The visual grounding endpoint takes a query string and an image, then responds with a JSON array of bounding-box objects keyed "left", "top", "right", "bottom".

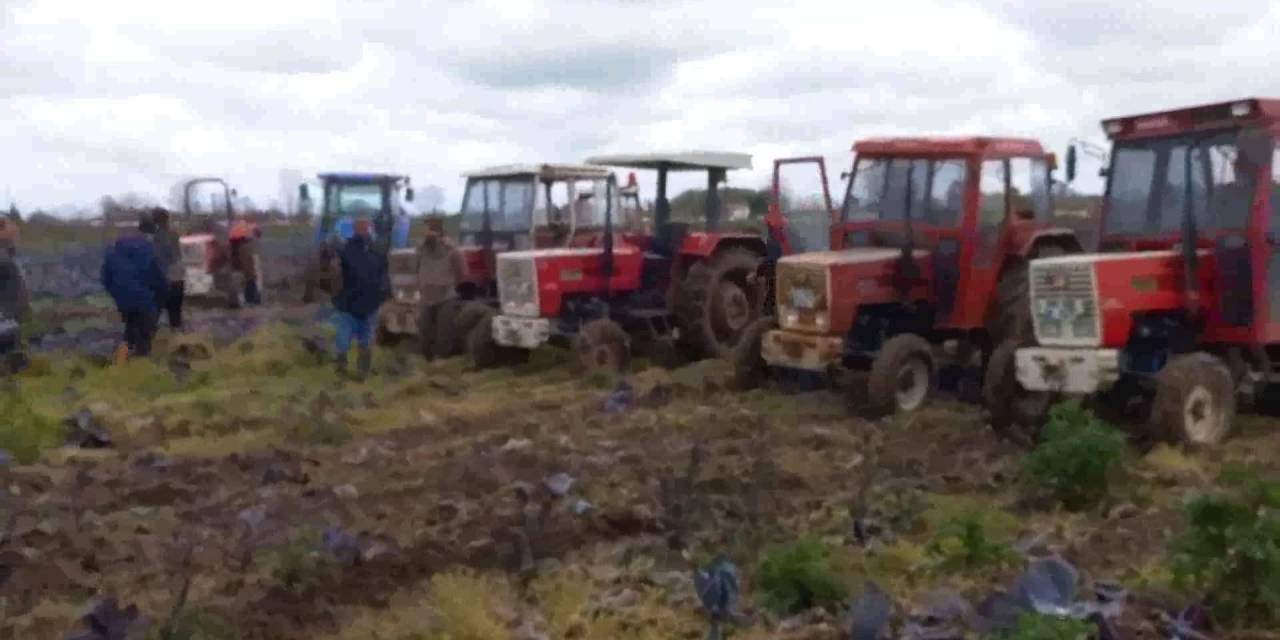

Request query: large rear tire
[
  {"left": 1149, "top": 353, "right": 1235, "bottom": 446},
  {"left": 674, "top": 247, "right": 764, "bottom": 360},
  {"left": 984, "top": 339, "right": 1052, "bottom": 446},
  {"left": 571, "top": 319, "right": 630, "bottom": 378},
  {"left": 866, "top": 334, "right": 935, "bottom": 416},
  {"left": 425, "top": 299, "right": 464, "bottom": 358},
  {"left": 730, "top": 317, "right": 774, "bottom": 391},
  {"left": 989, "top": 246, "right": 1065, "bottom": 346}
]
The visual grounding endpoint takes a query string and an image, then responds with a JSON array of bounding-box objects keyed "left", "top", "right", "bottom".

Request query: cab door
[
  {"left": 1261, "top": 143, "right": 1280, "bottom": 342},
  {"left": 769, "top": 157, "right": 836, "bottom": 259}
]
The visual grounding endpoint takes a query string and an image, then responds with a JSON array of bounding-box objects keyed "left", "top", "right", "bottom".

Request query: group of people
[
  {"left": 100, "top": 208, "right": 187, "bottom": 358},
  {"left": 328, "top": 215, "right": 463, "bottom": 380}
]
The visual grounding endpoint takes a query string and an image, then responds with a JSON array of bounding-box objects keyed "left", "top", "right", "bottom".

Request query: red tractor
[
  {"left": 473, "top": 152, "right": 782, "bottom": 373},
  {"left": 177, "top": 177, "right": 262, "bottom": 308},
  {"left": 986, "top": 98, "right": 1280, "bottom": 447},
  {"left": 736, "top": 137, "right": 1082, "bottom": 416}
]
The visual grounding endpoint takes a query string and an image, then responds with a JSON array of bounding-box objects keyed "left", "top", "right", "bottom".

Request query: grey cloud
[{"left": 442, "top": 42, "right": 686, "bottom": 91}]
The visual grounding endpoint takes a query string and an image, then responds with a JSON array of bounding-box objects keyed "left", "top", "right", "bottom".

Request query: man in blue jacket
[
  {"left": 332, "top": 217, "right": 390, "bottom": 379},
  {"left": 101, "top": 218, "right": 167, "bottom": 358}
]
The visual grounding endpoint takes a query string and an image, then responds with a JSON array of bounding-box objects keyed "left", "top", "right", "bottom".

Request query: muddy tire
[
  {"left": 466, "top": 310, "right": 530, "bottom": 369},
  {"left": 730, "top": 317, "right": 774, "bottom": 390},
  {"left": 866, "top": 333, "right": 935, "bottom": 416},
  {"left": 425, "top": 299, "right": 464, "bottom": 358},
  {"left": 571, "top": 319, "right": 630, "bottom": 377},
  {"left": 990, "top": 246, "right": 1065, "bottom": 345},
  {"left": 1149, "top": 353, "right": 1235, "bottom": 446},
  {"left": 984, "top": 339, "right": 1052, "bottom": 446},
  {"left": 454, "top": 301, "right": 492, "bottom": 340},
  {"left": 674, "top": 247, "right": 763, "bottom": 360}
]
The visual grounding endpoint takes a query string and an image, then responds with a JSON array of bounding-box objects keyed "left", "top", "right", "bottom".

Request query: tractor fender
[
  {"left": 1013, "top": 227, "right": 1082, "bottom": 259},
  {"left": 676, "top": 231, "right": 765, "bottom": 259}
]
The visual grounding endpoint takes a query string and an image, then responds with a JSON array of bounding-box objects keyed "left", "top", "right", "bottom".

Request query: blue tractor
[{"left": 300, "top": 172, "right": 413, "bottom": 303}]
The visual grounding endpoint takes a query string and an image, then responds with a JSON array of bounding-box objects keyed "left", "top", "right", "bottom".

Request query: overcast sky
[{"left": 1, "top": 0, "right": 1276, "bottom": 216}]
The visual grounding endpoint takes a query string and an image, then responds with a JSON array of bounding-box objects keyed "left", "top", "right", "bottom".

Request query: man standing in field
[
  {"left": 332, "top": 217, "right": 389, "bottom": 379},
  {"left": 415, "top": 216, "right": 465, "bottom": 359},
  {"left": 150, "top": 208, "right": 185, "bottom": 331},
  {"left": 101, "top": 217, "right": 167, "bottom": 359}
]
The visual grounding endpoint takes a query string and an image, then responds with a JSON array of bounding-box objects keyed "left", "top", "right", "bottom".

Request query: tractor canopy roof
[
  {"left": 317, "top": 172, "right": 407, "bottom": 184},
  {"left": 585, "top": 151, "right": 752, "bottom": 171},
  {"left": 853, "top": 136, "right": 1045, "bottom": 157},
  {"left": 462, "top": 164, "right": 611, "bottom": 181},
  {"left": 1101, "top": 97, "right": 1280, "bottom": 141}
]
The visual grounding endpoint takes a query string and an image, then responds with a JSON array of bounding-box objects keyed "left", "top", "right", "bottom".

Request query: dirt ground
[{"left": 1, "top": 301, "right": 1278, "bottom": 639}]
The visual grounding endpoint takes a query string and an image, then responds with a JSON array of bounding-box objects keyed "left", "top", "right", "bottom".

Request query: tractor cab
[
  {"left": 747, "top": 137, "right": 1079, "bottom": 415},
  {"left": 456, "top": 164, "right": 616, "bottom": 294},
  {"left": 991, "top": 98, "right": 1280, "bottom": 446}
]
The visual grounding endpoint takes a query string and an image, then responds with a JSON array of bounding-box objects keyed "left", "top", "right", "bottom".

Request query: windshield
[
  {"left": 840, "top": 157, "right": 966, "bottom": 227},
  {"left": 461, "top": 177, "right": 536, "bottom": 232},
  {"left": 1104, "top": 130, "right": 1262, "bottom": 235},
  {"left": 324, "top": 182, "right": 387, "bottom": 218}
]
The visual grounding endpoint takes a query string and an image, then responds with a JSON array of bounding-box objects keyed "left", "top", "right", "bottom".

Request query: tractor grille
[
  {"left": 180, "top": 242, "right": 206, "bottom": 267},
  {"left": 776, "top": 261, "right": 830, "bottom": 333},
  {"left": 498, "top": 255, "right": 539, "bottom": 317},
  {"left": 1030, "top": 260, "right": 1099, "bottom": 346}
]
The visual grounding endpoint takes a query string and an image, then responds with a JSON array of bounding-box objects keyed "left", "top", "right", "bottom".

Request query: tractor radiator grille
[
  {"left": 776, "top": 261, "right": 830, "bottom": 333},
  {"left": 498, "top": 255, "right": 539, "bottom": 317},
  {"left": 1030, "top": 261, "right": 1099, "bottom": 346}
]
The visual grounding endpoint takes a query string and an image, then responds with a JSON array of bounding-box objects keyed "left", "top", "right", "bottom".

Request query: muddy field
[{"left": 0, "top": 298, "right": 1278, "bottom": 639}]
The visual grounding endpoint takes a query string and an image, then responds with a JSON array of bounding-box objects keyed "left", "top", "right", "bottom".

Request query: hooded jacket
[
  {"left": 101, "top": 234, "right": 167, "bottom": 313},
  {"left": 333, "top": 235, "right": 390, "bottom": 316}
]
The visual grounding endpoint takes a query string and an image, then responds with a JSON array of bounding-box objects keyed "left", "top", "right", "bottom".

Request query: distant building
[{"left": 727, "top": 203, "right": 750, "bottom": 221}]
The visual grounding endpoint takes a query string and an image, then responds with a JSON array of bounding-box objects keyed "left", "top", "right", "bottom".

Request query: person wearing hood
[
  {"left": 332, "top": 217, "right": 389, "bottom": 378},
  {"left": 101, "top": 217, "right": 167, "bottom": 358}
]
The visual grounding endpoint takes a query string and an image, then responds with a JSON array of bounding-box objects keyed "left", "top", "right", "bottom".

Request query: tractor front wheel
[
  {"left": 1149, "top": 353, "right": 1235, "bottom": 446},
  {"left": 866, "top": 334, "right": 935, "bottom": 416},
  {"left": 466, "top": 309, "right": 530, "bottom": 369},
  {"left": 983, "top": 339, "right": 1052, "bottom": 446},
  {"left": 675, "top": 247, "right": 763, "bottom": 359},
  {"left": 424, "top": 299, "right": 464, "bottom": 359},
  {"left": 730, "top": 317, "right": 774, "bottom": 391},
  {"left": 571, "top": 319, "right": 630, "bottom": 378}
]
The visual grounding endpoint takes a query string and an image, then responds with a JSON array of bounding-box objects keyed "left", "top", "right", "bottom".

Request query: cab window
[{"left": 979, "top": 159, "right": 1006, "bottom": 229}]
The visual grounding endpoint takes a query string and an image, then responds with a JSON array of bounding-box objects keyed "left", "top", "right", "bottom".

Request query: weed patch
[
  {"left": 1020, "top": 402, "right": 1126, "bottom": 510},
  {"left": 984, "top": 614, "right": 1092, "bottom": 640},
  {"left": 755, "top": 538, "right": 849, "bottom": 615},
  {"left": 925, "top": 510, "right": 1016, "bottom": 574},
  {"left": 0, "top": 388, "right": 59, "bottom": 463},
  {"left": 1170, "top": 465, "right": 1280, "bottom": 626}
]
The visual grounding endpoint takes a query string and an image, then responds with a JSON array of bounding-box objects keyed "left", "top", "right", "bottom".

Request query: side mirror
[
  {"left": 1065, "top": 145, "right": 1078, "bottom": 183},
  {"left": 405, "top": 187, "right": 415, "bottom": 202},
  {"left": 299, "top": 184, "right": 310, "bottom": 200},
  {"left": 840, "top": 171, "right": 851, "bottom": 181}
]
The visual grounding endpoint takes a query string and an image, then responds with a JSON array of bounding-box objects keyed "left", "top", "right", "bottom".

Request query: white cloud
[{"left": 2, "top": 0, "right": 1278, "bottom": 215}]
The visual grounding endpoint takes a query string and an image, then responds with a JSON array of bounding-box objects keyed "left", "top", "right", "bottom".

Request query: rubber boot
[
  {"left": 356, "top": 346, "right": 372, "bottom": 381},
  {"left": 335, "top": 351, "right": 348, "bottom": 378}
]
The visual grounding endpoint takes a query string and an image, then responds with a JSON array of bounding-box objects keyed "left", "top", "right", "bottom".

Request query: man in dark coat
[
  {"left": 101, "top": 218, "right": 167, "bottom": 358},
  {"left": 332, "top": 217, "right": 389, "bottom": 378}
]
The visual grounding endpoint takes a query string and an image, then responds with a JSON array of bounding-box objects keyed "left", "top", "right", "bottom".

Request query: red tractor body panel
[
  {"left": 677, "top": 231, "right": 763, "bottom": 257},
  {"left": 776, "top": 248, "right": 933, "bottom": 336},
  {"left": 509, "top": 244, "right": 645, "bottom": 317}
]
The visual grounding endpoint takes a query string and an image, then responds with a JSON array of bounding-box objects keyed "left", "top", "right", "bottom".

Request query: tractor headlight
[{"left": 784, "top": 310, "right": 799, "bottom": 328}]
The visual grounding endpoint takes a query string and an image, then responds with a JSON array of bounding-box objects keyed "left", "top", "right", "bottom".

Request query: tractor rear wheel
[
  {"left": 730, "top": 317, "right": 774, "bottom": 390},
  {"left": 866, "top": 333, "right": 935, "bottom": 416},
  {"left": 984, "top": 339, "right": 1052, "bottom": 446},
  {"left": 425, "top": 299, "right": 464, "bottom": 359},
  {"left": 571, "top": 319, "right": 630, "bottom": 378},
  {"left": 1149, "top": 353, "right": 1235, "bottom": 446},
  {"left": 675, "top": 247, "right": 763, "bottom": 360},
  {"left": 990, "top": 246, "right": 1065, "bottom": 345},
  {"left": 466, "top": 309, "right": 530, "bottom": 369}
]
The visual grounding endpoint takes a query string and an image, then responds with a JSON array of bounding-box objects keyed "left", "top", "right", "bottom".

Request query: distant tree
[{"left": 6, "top": 202, "right": 19, "bottom": 223}]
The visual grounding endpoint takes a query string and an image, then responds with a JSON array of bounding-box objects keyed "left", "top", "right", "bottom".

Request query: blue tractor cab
[{"left": 300, "top": 172, "right": 414, "bottom": 302}]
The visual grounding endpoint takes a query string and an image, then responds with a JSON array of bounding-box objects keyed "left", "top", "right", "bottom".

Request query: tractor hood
[
  {"left": 496, "top": 245, "right": 644, "bottom": 318},
  {"left": 1028, "top": 250, "right": 1217, "bottom": 348},
  {"left": 776, "top": 247, "right": 931, "bottom": 335}
]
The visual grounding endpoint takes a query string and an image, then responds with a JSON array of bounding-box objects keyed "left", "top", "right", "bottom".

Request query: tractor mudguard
[
  {"left": 676, "top": 231, "right": 764, "bottom": 258},
  {"left": 1013, "top": 227, "right": 1082, "bottom": 258}
]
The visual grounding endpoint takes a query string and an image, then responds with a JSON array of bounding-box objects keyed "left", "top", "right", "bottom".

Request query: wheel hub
[
  {"left": 712, "top": 281, "right": 752, "bottom": 337},
  {"left": 895, "top": 358, "right": 929, "bottom": 412},
  {"left": 1183, "top": 385, "right": 1221, "bottom": 444}
]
